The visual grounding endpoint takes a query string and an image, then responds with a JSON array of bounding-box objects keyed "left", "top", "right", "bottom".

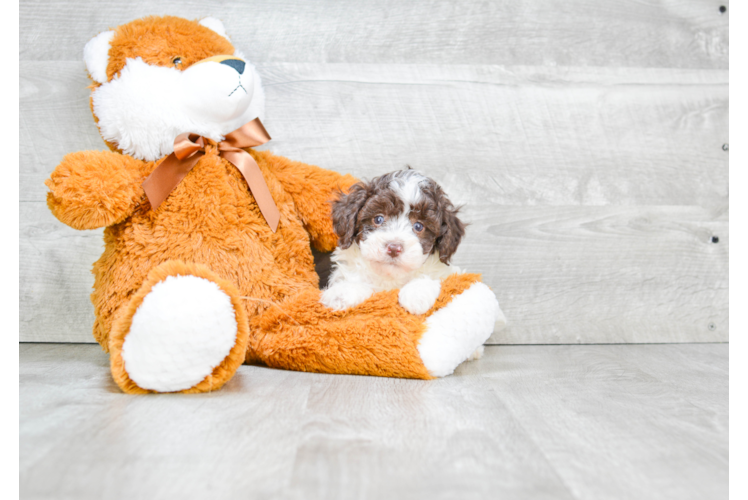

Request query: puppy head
[{"left": 332, "top": 170, "right": 465, "bottom": 274}]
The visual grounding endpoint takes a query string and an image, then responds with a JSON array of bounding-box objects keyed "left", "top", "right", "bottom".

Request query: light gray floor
[
  {"left": 730, "top": 344, "right": 748, "bottom": 499},
  {"left": 20, "top": 343, "right": 728, "bottom": 500}
]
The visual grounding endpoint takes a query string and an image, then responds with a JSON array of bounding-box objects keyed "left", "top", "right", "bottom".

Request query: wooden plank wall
[
  {"left": 725, "top": 0, "right": 748, "bottom": 342},
  {"left": 19, "top": 0, "right": 729, "bottom": 344}
]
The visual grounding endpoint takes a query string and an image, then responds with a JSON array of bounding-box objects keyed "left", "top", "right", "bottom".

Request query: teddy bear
[{"left": 44, "top": 15, "right": 504, "bottom": 394}]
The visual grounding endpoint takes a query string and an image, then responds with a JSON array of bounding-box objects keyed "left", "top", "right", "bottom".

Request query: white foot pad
[
  {"left": 122, "top": 275, "right": 238, "bottom": 392},
  {"left": 418, "top": 282, "right": 500, "bottom": 377}
]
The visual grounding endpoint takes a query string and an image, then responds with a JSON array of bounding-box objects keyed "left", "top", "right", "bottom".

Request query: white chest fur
[
  {"left": 328, "top": 244, "right": 458, "bottom": 291},
  {"left": 321, "top": 244, "right": 460, "bottom": 314}
]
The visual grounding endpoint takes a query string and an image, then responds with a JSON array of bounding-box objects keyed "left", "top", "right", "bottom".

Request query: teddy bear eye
[
  {"left": 172, "top": 57, "right": 182, "bottom": 66},
  {"left": 374, "top": 215, "right": 385, "bottom": 225},
  {"left": 413, "top": 222, "right": 424, "bottom": 233}
]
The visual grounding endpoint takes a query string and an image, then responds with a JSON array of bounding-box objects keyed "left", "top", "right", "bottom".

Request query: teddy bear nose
[
  {"left": 386, "top": 243, "right": 403, "bottom": 257},
  {"left": 220, "top": 59, "right": 245, "bottom": 75}
]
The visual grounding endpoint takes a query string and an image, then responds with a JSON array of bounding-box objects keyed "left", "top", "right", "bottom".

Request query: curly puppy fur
[
  {"left": 333, "top": 169, "right": 465, "bottom": 263},
  {"left": 321, "top": 170, "right": 467, "bottom": 314}
]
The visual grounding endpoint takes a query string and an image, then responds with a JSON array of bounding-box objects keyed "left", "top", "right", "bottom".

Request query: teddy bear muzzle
[
  {"left": 182, "top": 55, "right": 255, "bottom": 123},
  {"left": 193, "top": 54, "right": 246, "bottom": 74}
]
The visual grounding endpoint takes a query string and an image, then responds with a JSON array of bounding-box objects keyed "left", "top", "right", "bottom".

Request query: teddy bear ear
[
  {"left": 83, "top": 30, "right": 115, "bottom": 84},
  {"left": 199, "top": 17, "right": 230, "bottom": 40}
]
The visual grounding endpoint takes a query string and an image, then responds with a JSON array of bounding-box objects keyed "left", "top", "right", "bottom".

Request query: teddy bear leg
[
  {"left": 247, "top": 290, "right": 434, "bottom": 378},
  {"left": 247, "top": 273, "right": 505, "bottom": 379},
  {"left": 108, "top": 261, "right": 249, "bottom": 394},
  {"left": 416, "top": 274, "right": 506, "bottom": 377}
]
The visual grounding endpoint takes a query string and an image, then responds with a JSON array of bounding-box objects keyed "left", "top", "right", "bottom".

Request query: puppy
[{"left": 321, "top": 169, "right": 466, "bottom": 317}]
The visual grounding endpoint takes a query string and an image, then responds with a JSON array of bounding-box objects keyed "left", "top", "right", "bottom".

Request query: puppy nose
[
  {"left": 220, "top": 58, "right": 245, "bottom": 74},
  {"left": 386, "top": 243, "right": 403, "bottom": 257}
]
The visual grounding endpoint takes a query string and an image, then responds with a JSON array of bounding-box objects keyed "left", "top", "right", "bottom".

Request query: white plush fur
[
  {"left": 199, "top": 17, "right": 229, "bottom": 39},
  {"left": 83, "top": 30, "right": 115, "bottom": 84},
  {"left": 85, "top": 25, "right": 265, "bottom": 161},
  {"left": 121, "top": 275, "right": 239, "bottom": 392},
  {"left": 418, "top": 282, "right": 500, "bottom": 377}
]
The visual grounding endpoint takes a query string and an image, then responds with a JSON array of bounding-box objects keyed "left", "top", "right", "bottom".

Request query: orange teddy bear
[{"left": 45, "top": 15, "right": 503, "bottom": 394}]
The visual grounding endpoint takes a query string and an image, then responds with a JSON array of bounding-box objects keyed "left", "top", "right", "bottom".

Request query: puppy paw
[
  {"left": 398, "top": 278, "right": 442, "bottom": 315},
  {"left": 321, "top": 282, "right": 374, "bottom": 311}
]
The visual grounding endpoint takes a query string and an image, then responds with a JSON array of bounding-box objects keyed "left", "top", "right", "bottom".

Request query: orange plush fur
[{"left": 45, "top": 16, "right": 487, "bottom": 393}]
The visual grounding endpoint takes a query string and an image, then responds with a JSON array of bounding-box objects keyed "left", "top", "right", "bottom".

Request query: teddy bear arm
[
  {"left": 257, "top": 150, "right": 358, "bottom": 252},
  {"left": 45, "top": 150, "right": 147, "bottom": 230}
]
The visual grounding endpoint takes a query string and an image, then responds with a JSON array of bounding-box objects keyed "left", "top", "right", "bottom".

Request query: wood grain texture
[
  {"left": 20, "top": 343, "right": 728, "bottom": 500},
  {"left": 730, "top": 344, "right": 748, "bottom": 500},
  {"left": 726, "top": 148, "right": 748, "bottom": 342},
  {"left": 459, "top": 344, "right": 728, "bottom": 500},
  {"left": 723, "top": 0, "right": 748, "bottom": 69},
  {"left": 20, "top": 204, "right": 102, "bottom": 343},
  {"left": 258, "top": 64, "right": 728, "bottom": 208},
  {"left": 20, "top": 0, "right": 728, "bottom": 344},
  {"left": 476, "top": 204, "right": 727, "bottom": 343},
  {"left": 725, "top": 60, "right": 748, "bottom": 342},
  {"left": 726, "top": 5, "right": 748, "bottom": 500},
  {"left": 21, "top": 62, "right": 729, "bottom": 205},
  {"left": 20, "top": 62, "right": 728, "bottom": 343},
  {"left": 20, "top": 201, "right": 727, "bottom": 344},
  {"left": 20, "top": 0, "right": 728, "bottom": 69},
  {"left": 20, "top": 62, "right": 104, "bottom": 203}
]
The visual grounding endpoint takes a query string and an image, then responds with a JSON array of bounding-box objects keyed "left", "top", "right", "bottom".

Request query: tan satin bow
[{"left": 142, "top": 118, "right": 280, "bottom": 232}]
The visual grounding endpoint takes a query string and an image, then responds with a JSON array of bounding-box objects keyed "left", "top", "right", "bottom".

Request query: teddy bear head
[{"left": 84, "top": 15, "right": 265, "bottom": 161}]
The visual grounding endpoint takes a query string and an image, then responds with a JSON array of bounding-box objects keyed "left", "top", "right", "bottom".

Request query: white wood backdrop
[
  {"left": 19, "top": 0, "right": 728, "bottom": 344},
  {"left": 725, "top": 0, "right": 748, "bottom": 344}
]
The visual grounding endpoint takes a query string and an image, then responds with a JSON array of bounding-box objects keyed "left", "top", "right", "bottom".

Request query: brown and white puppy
[{"left": 321, "top": 169, "right": 465, "bottom": 315}]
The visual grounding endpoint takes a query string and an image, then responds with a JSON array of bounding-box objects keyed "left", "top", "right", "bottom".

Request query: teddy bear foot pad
[
  {"left": 108, "top": 260, "right": 250, "bottom": 394},
  {"left": 418, "top": 282, "right": 502, "bottom": 377},
  {"left": 122, "top": 275, "right": 237, "bottom": 391}
]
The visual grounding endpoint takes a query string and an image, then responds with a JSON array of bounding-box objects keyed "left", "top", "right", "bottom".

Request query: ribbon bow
[{"left": 142, "top": 118, "right": 280, "bottom": 232}]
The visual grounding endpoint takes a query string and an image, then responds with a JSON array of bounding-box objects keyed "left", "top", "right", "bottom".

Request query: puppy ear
[
  {"left": 435, "top": 190, "right": 465, "bottom": 264},
  {"left": 84, "top": 30, "right": 115, "bottom": 84},
  {"left": 332, "top": 183, "right": 369, "bottom": 249}
]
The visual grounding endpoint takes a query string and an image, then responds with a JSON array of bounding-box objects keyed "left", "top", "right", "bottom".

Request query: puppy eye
[
  {"left": 374, "top": 215, "right": 385, "bottom": 225},
  {"left": 413, "top": 222, "right": 424, "bottom": 233},
  {"left": 172, "top": 57, "right": 183, "bottom": 66}
]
